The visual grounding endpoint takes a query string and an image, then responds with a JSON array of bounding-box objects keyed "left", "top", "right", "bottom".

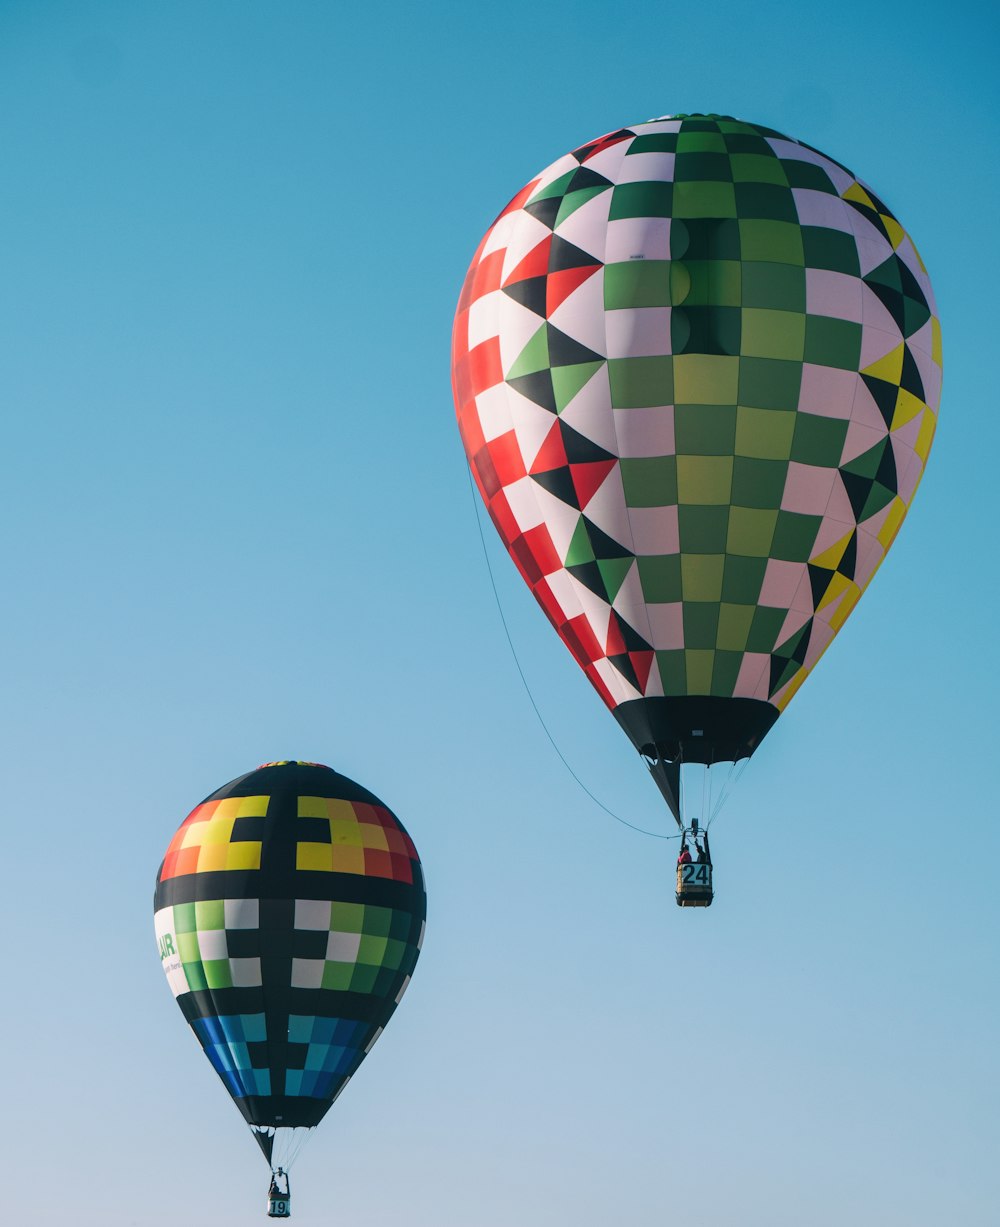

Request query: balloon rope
[
  {"left": 466, "top": 464, "right": 675, "bottom": 841},
  {"left": 707, "top": 757, "right": 750, "bottom": 828}
]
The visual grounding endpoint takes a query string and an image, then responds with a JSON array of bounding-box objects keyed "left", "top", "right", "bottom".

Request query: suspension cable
[{"left": 466, "top": 464, "right": 674, "bottom": 841}]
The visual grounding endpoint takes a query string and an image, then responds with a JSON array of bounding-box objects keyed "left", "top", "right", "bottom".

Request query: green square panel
[
  {"left": 683, "top": 260, "right": 742, "bottom": 307},
  {"left": 740, "top": 262, "right": 806, "bottom": 312},
  {"left": 204, "top": 960, "right": 233, "bottom": 990},
  {"left": 734, "top": 182, "right": 798, "bottom": 222},
  {"left": 731, "top": 456, "right": 788, "bottom": 508},
  {"left": 672, "top": 218, "right": 741, "bottom": 260},
  {"left": 678, "top": 506, "right": 730, "bottom": 553},
  {"left": 781, "top": 160, "right": 838, "bottom": 193},
  {"left": 357, "top": 935, "right": 388, "bottom": 967},
  {"left": 722, "top": 132, "right": 773, "bottom": 154},
  {"left": 609, "top": 356, "right": 674, "bottom": 408},
  {"left": 729, "top": 153, "right": 789, "bottom": 185},
  {"left": 177, "top": 932, "right": 200, "bottom": 963},
  {"left": 673, "top": 152, "right": 733, "bottom": 181},
  {"left": 735, "top": 406, "right": 796, "bottom": 459},
  {"left": 716, "top": 602, "right": 756, "bottom": 651},
  {"left": 349, "top": 965, "right": 380, "bottom": 994},
  {"left": 656, "top": 649, "right": 687, "bottom": 694},
  {"left": 727, "top": 507, "right": 778, "bottom": 556},
  {"left": 609, "top": 181, "right": 674, "bottom": 220},
  {"left": 791, "top": 413, "right": 849, "bottom": 466},
  {"left": 637, "top": 554, "right": 682, "bottom": 602},
  {"left": 738, "top": 220, "right": 805, "bottom": 264},
  {"left": 329, "top": 902, "right": 364, "bottom": 933},
  {"left": 361, "top": 906, "right": 393, "bottom": 937},
  {"left": 674, "top": 404, "right": 737, "bottom": 455},
  {"left": 804, "top": 315, "right": 863, "bottom": 370},
  {"left": 684, "top": 648, "right": 716, "bottom": 690},
  {"left": 605, "top": 261, "right": 672, "bottom": 309},
  {"left": 676, "top": 454, "right": 734, "bottom": 504},
  {"left": 683, "top": 607, "right": 720, "bottom": 651},
  {"left": 322, "top": 962, "right": 354, "bottom": 990},
  {"left": 682, "top": 557, "right": 726, "bottom": 603},
  {"left": 195, "top": 900, "right": 225, "bottom": 930},
  {"left": 382, "top": 939, "right": 406, "bottom": 971},
  {"left": 711, "top": 650, "right": 743, "bottom": 696},
  {"left": 174, "top": 903, "right": 197, "bottom": 934},
  {"left": 738, "top": 357, "right": 802, "bottom": 410},
  {"left": 673, "top": 180, "right": 737, "bottom": 218},
  {"left": 801, "top": 226, "right": 860, "bottom": 275},
  {"left": 676, "top": 130, "right": 727, "bottom": 152},
  {"left": 721, "top": 554, "right": 767, "bottom": 602},
  {"left": 770, "top": 511, "right": 822, "bottom": 561},
  {"left": 746, "top": 605, "right": 788, "bottom": 653},
  {"left": 741, "top": 308, "right": 806, "bottom": 361},
  {"left": 183, "top": 962, "right": 208, "bottom": 992},
  {"left": 627, "top": 133, "right": 679, "bottom": 154},
  {"left": 673, "top": 354, "right": 739, "bottom": 404},
  {"left": 673, "top": 307, "right": 741, "bottom": 357},
  {"left": 621, "top": 456, "right": 678, "bottom": 507}
]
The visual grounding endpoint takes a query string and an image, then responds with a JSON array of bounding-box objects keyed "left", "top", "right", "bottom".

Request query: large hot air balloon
[
  {"left": 452, "top": 113, "right": 940, "bottom": 901},
  {"left": 154, "top": 761, "right": 426, "bottom": 1215}
]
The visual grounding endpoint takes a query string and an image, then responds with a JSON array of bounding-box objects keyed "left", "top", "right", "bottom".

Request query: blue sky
[{"left": 2, "top": 2, "right": 996, "bottom": 1224}]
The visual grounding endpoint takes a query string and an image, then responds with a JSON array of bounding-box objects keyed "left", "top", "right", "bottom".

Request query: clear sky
[{"left": 2, "top": 2, "right": 996, "bottom": 1225}]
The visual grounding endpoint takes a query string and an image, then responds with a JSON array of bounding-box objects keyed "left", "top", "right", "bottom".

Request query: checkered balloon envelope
[
  {"left": 452, "top": 112, "right": 940, "bottom": 787},
  {"left": 154, "top": 761, "right": 426, "bottom": 1175}
]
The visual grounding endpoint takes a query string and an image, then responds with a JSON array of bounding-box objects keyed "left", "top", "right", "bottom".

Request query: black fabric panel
[
  {"left": 155, "top": 867, "right": 425, "bottom": 911},
  {"left": 613, "top": 695, "right": 779, "bottom": 763}
]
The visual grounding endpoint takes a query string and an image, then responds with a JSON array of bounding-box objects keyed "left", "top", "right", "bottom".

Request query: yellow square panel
[
  {"left": 328, "top": 817, "right": 363, "bottom": 847},
  {"left": 197, "top": 844, "right": 229, "bottom": 872},
  {"left": 324, "top": 798, "right": 358, "bottom": 823},
  {"left": 297, "top": 843, "right": 335, "bottom": 872},
  {"left": 297, "top": 795, "right": 328, "bottom": 818},
  {"left": 180, "top": 819, "right": 220, "bottom": 849},
  {"left": 225, "top": 842, "right": 262, "bottom": 871},
  {"left": 359, "top": 824, "right": 389, "bottom": 851},
  {"left": 330, "top": 846, "right": 366, "bottom": 875},
  {"left": 676, "top": 455, "right": 733, "bottom": 505},
  {"left": 235, "top": 795, "right": 269, "bottom": 818},
  {"left": 199, "top": 817, "right": 238, "bottom": 846},
  {"left": 673, "top": 354, "right": 739, "bottom": 405},
  {"left": 685, "top": 649, "right": 714, "bottom": 693}
]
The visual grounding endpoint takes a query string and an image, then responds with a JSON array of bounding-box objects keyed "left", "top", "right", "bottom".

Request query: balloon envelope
[
  {"left": 154, "top": 761, "right": 426, "bottom": 1163},
  {"left": 452, "top": 113, "right": 940, "bottom": 767}
]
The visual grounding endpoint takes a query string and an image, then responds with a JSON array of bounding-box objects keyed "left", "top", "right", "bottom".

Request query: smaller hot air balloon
[{"left": 154, "top": 761, "right": 426, "bottom": 1217}]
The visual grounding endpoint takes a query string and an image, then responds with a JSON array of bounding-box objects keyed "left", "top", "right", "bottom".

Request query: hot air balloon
[
  {"left": 452, "top": 114, "right": 940, "bottom": 904},
  {"left": 154, "top": 761, "right": 426, "bottom": 1215}
]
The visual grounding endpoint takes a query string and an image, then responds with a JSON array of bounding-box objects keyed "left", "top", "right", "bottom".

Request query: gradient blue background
[{"left": 2, "top": 2, "right": 996, "bottom": 1224}]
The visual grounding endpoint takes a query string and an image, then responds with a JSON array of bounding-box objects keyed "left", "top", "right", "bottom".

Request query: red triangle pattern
[
  {"left": 570, "top": 459, "right": 616, "bottom": 508},
  {"left": 630, "top": 650, "right": 655, "bottom": 692},
  {"left": 546, "top": 264, "right": 601, "bottom": 314},
  {"left": 530, "top": 421, "right": 568, "bottom": 474},
  {"left": 605, "top": 614, "right": 626, "bottom": 656},
  {"left": 503, "top": 235, "right": 552, "bottom": 286}
]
